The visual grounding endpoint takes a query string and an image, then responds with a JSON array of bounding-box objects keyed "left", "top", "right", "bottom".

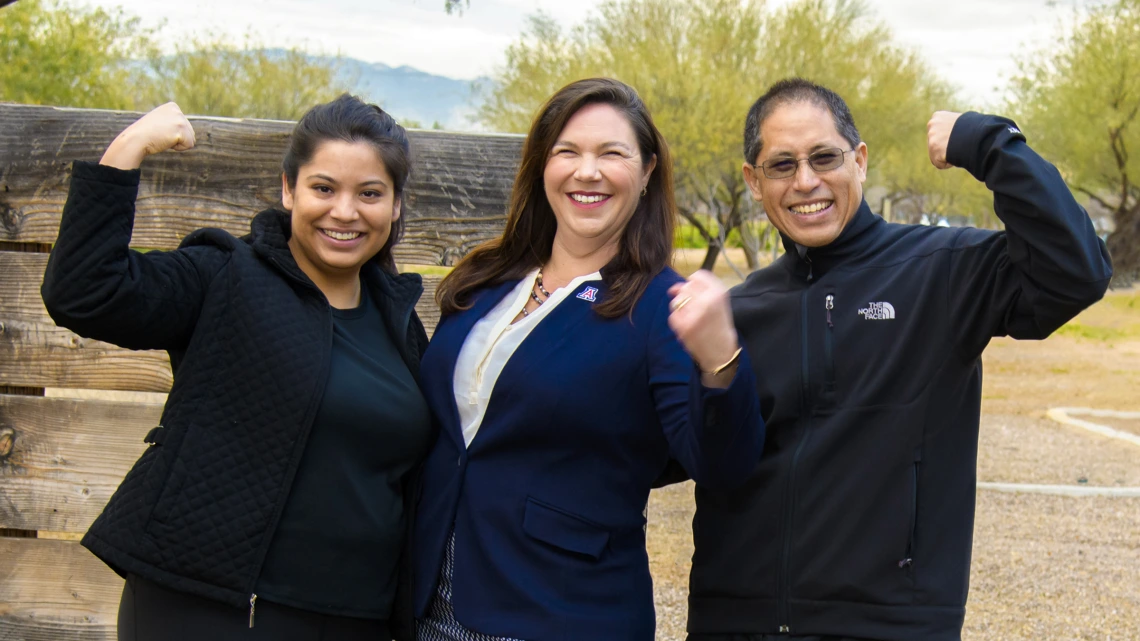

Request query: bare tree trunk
[
  {"left": 1107, "top": 201, "right": 1140, "bottom": 287},
  {"left": 700, "top": 241, "right": 722, "bottom": 271},
  {"left": 739, "top": 218, "right": 761, "bottom": 270}
]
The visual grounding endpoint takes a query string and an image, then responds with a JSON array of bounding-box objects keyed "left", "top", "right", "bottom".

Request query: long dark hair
[
  {"left": 282, "top": 93, "right": 411, "bottom": 273},
  {"left": 437, "top": 77, "right": 675, "bottom": 318}
]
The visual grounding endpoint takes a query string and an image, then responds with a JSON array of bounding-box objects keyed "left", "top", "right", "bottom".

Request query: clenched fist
[
  {"left": 667, "top": 270, "right": 741, "bottom": 388},
  {"left": 100, "top": 102, "right": 196, "bottom": 171},
  {"left": 927, "top": 111, "right": 961, "bottom": 170}
]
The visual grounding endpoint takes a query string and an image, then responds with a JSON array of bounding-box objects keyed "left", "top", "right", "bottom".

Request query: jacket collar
[
  {"left": 247, "top": 209, "right": 424, "bottom": 355},
  {"left": 779, "top": 199, "right": 883, "bottom": 280}
]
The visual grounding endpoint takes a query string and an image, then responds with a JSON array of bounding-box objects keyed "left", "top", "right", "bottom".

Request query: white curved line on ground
[
  {"left": 1046, "top": 407, "right": 1140, "bottom": 448},
  {"left": 974, "top": 408, "right": 1140, "bottom": 497},
  {"left": 978, "top": 482, "right": 1140, "bottom": 497}
]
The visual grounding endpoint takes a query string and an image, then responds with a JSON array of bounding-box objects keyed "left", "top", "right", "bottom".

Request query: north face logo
[{"left": 858, "top": 301, "right": 896, "bottom": 320}]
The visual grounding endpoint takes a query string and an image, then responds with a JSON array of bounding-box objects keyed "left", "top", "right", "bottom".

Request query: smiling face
[
  {"left": 282, "top": 139, "right": 401, "bottom": 285},
  {"left": 543, "top": 102, "right": 656, "bottom": 258},
  {"left": 743, "top": 101, "right": 868, "bottom": 248}
]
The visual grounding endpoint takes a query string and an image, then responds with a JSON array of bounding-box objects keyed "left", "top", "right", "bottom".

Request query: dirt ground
[{"left": 647, "top": 265, "right": 1140, "bottom": 640}]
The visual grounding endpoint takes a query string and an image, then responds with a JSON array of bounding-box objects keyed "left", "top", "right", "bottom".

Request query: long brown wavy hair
[{"left": 436, "top": 77, "right": 676, "bottom": 319}]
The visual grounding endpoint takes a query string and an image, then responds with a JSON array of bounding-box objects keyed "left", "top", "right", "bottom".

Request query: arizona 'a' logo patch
[{"left": 576, "top": 286, "right": 599, "bottom": 302}]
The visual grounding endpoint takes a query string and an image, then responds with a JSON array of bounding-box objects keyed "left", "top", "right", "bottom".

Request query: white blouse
[{"left": 452, "top": 268, "right": 603, "bottom": 448}]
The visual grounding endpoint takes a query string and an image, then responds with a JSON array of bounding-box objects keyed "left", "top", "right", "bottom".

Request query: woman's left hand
[{"left": 667, "top": 270, "right": 741, "bottom": 388}]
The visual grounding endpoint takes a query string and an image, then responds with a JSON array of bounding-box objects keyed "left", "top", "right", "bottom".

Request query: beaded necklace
[{"left": 519, "top": 270, "right": 551, "bottom": 318}]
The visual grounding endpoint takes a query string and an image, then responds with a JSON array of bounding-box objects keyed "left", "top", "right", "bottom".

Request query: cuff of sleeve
[
  {"left": 697, "top": 347, "right": 755, "bottom": 400},
  {"left": 947, "top": 111, "right": 1027, "bottom": 181},
  {"left": 71, "top": 159, "right": 141, "bottom": 187}
]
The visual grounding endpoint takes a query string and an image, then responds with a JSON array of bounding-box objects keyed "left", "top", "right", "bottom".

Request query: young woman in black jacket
[{"left": 41, "top": 96, "right": 433, "bottom": 641}]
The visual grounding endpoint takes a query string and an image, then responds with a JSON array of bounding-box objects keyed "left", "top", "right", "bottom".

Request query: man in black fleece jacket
[{"left": 685, "top": 79, "right": 1112, "bottom": 641}]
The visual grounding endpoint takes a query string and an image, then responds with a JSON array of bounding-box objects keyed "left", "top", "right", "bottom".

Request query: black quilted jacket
[{"left": 41, "top": 161, "right": 430, "bottom": 637}]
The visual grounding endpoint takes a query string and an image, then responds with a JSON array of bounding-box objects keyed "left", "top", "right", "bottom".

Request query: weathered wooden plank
[
  {"left": 416, "top": 274, "right": 442, "bottom": 335},
  {"left": 0, "top": 103, "right": 521, "bottom": 264},
  {"left": 0, "top": 251, "right": 50, "bottom": 322},
  {"left": 0, "top": 394, "right": 159, "bottom": 532},
  {"left": 0, "top": 537, "right": 120, "bottom": 641},
  {"left": 0, "top": 319, "right": 173, "bottom": 393},
  {"left": 0, "top": 251, "right": 441, "bottom": 330}
]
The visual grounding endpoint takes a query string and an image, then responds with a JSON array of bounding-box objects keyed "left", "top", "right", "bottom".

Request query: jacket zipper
[
  {"left": 778, "top": 286, "right": 815, "bottom": 634},
  {"left": 242, "top": 266, "right": 335, "bottom": 625},
  {"left": 824, "top": 294, "right": 835, "bottom": 392},
  {"left": 900, "top": 460, "right": 919, "bottom": 570}
]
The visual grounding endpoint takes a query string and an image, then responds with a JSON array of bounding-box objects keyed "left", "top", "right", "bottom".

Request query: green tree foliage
[
  {"left": 1, "top": 1, "right": 348, "bottom": 121},
  {"left": 478, "top": 0, "right": 992, "bottom": 270},
  {"left": 139, "top": 35, "right": 350, "bottom": 121},
  {"left": 1010, "top": 0, "right": 1140, "bottom": 285},
  {"left": 0, "top": 0, "right": 154, "bottom": 109}
]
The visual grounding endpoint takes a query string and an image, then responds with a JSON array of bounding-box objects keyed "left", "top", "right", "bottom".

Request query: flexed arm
[
  {"left": 99, "top": 102, "right": 197, "bottom": 169},
  {"left": 41, "top": 104, "right": 228, "bottom": 351},
  {"left": 929, "top": 111, "right": 1113, "bottom": 359}
]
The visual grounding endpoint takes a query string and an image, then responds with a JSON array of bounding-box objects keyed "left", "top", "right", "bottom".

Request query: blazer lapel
[
  {"left": 427, "top": 279, "right": 520, "bottom": 449},
  {"left": 466, "top": 280, "right": 606, "bottom": 453}
]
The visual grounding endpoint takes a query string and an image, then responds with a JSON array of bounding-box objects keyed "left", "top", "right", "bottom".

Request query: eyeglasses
[{"left": 752, "top": 147, "right": 854, "bottom": 180}]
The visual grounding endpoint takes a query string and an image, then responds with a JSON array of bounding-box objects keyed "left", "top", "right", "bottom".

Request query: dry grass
[{"left": 647, "top": 287, "right": 1140, "bottom": 640}]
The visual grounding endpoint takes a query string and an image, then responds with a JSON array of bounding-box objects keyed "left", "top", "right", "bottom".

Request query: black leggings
[{"left": 117, "top": 574, "right": 391, "bottom": 641}]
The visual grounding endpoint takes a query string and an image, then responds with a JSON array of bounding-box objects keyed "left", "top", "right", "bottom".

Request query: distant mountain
[{"left": 333, "top": 57, "right": 490, "bottom": 131}]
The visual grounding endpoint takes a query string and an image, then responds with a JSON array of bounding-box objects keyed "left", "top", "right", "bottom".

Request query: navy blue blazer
[{"left": 413, "top": 268, "right": 764, "bottom": 641}]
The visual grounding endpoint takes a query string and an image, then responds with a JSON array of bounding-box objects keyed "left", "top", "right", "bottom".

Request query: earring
[{"left": 641, "top": 186, "right": 647, "bottom": 197}]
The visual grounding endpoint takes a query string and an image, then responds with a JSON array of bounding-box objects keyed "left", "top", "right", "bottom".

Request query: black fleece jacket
[
  {"left": 41, "top": 161, "right": 430, "bottom": 639},
  {"left": 686, "top": 113, "right": 1112, "bottom": 640}
]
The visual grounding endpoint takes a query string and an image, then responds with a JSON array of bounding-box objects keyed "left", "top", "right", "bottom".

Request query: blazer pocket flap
[{"left": 523, "top": 498, "right": 610, "bottom": 560}]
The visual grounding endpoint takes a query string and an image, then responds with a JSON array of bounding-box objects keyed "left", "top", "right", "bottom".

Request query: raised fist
[
  {"left": 927, "top": 111, "right": 961, "bottom": 170},
  {"left": 667, "top": 270, "right": 741, "bottom": 387},
  {"left": 100, "top": 102, "right": 196, "bottom": 170}
]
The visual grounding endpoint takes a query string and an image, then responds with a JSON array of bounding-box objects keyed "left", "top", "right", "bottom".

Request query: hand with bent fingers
[
  {"left": 927, "top": 111, "right": 962, "bottom": 170},
  {"left": 101, "top": 102, "right": 197, "bottom": 171},
  {"left": 667, "top": 270, "right": 741, "bottom": 389}
]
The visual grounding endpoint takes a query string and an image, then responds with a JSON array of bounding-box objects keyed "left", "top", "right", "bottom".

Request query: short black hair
[
  {"left": 743, "top": 78, "right": 861, "bottom": 164},
  {"left": 282, "top": 93, "right": 410, "bottom": 273}
]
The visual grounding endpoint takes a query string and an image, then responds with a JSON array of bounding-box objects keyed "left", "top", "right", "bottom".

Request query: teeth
[
  {"left": 790, "top": 202, "right": 831, "bottom": 214},
  {"left": 570, "top": 193, "right": 608, "bottom": 204},
  {"left": 323, "top": 230, "right": 361, "bottom": 241}
]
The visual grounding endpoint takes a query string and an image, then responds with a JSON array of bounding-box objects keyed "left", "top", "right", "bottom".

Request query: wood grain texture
[
  {"left": 0, "top": 537, "right": 120, "bottom": 641},
  {"left": 0, "top": 394, "right": 159, "bottom": 532},
  {"left": 0, "top": 251, "right": 50, "bottom": 322},
  {"left": 0, "top": 319, "right": 173, "bottom": 393},
  {"left": 0, "top": 103, "right": 521, "bottom": 265}
]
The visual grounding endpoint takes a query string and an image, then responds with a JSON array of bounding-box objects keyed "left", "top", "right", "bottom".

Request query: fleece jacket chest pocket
[
  {"left": 822, "top": 291, "right": 938, "bottom": 409},
  {"left": 522, "top": 497, "right": 610, "bottom": 560}
]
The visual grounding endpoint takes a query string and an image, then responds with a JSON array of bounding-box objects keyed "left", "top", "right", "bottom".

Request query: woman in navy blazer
[{"left": 413, "top": 78, "right": 765, "bottom": 641}]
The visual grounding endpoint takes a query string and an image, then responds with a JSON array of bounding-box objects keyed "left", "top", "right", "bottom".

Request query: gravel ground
[
  {"left": 645, "top": 290, "right": 1140, "bottom": 641},
  {"left": 966, "top": 492, "right": 1140, "bottom": 641},
  {"left": 977, "top": 413, "right": 1140, "bottom": 487}
]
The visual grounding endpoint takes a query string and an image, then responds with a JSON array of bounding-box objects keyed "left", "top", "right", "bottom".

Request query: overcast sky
[{"left": 84, "top": 0, "right": 1102, "bottom": 109}]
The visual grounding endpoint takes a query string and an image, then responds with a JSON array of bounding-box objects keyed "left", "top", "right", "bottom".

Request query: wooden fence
[{"left": 0, "top": 103, "right": 521, "bottom": 640}]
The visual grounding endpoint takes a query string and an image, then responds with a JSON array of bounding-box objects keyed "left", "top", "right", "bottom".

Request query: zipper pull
[
  {"left": 825, "top": 294, "right": 834, "bottom": 328},
  {"left": 249, "top": 594, "right": 257, "bottom": 628}
]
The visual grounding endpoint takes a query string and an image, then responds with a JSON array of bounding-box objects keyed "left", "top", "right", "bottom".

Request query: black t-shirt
[{"left": 256, "top": 285, "right": 432, "bottom": 619}]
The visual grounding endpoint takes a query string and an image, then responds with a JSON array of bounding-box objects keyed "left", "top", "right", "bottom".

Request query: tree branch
[{"left": 1075, "top": 185, "right": 1115, "bottom": 212}]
